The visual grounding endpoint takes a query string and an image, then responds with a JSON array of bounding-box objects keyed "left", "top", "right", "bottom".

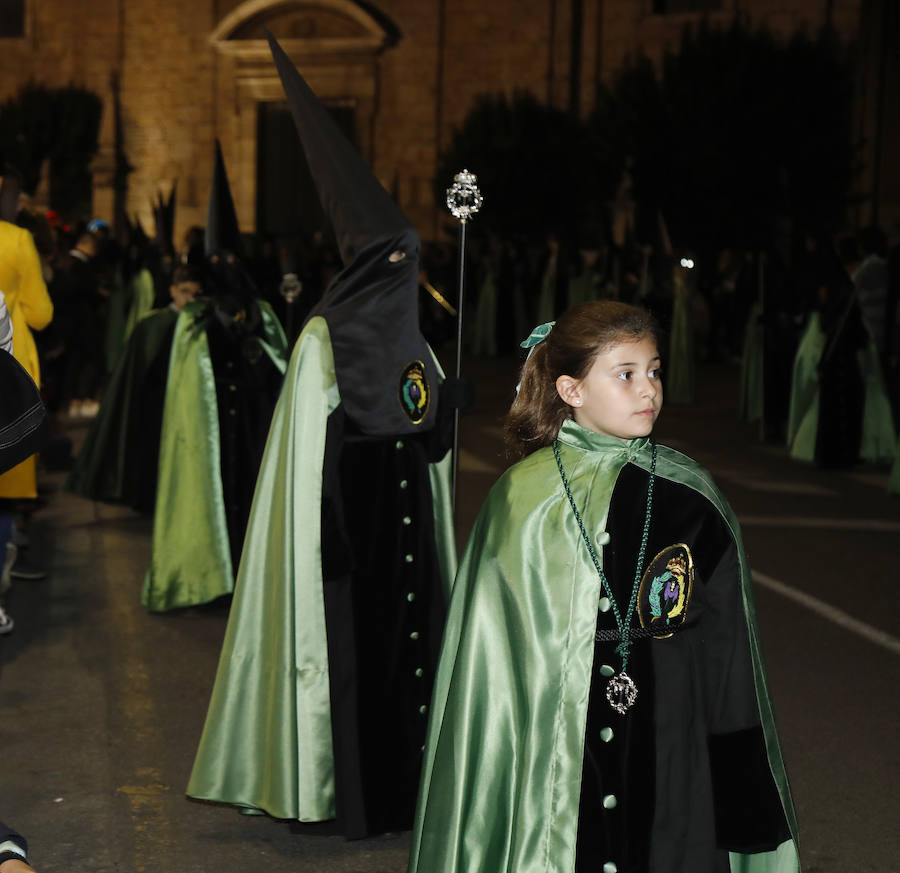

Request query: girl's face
[{"left": 556, "top": 336, "right": 662, "bottom": 441}]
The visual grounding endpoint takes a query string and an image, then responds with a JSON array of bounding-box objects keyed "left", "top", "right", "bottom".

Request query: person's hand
[{"left": 0, "top": 858, "right": 36, "bottom": 873}]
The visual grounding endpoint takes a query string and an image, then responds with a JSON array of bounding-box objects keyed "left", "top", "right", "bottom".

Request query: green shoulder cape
[
  {"left": 409, "top": 421, "right": 799, "bottom": 873},
  {"left": 68, "top": 306, "right": 177, "bottom": 505},
  {"left": 186, "top": 315, "right": 456, "bottom": 820},
  {"left": 142, "top": 300, "right": 287, "bottom": 612},
  {"left": 738, "top": 302, "right": 763, "bottom": 424},
  {"left": 788, "top": 313, "right": 896, "bottom": 464}
]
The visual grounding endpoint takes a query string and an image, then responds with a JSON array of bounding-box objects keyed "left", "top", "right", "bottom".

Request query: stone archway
[{"left": 210, "top": 0, "right": 399, "bottom": 234}]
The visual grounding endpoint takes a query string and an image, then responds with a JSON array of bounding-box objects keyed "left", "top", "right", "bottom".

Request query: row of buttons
[
  {"left": 597, "top": 525, "right": 617, "bottom": 872},
  {"left": 601, "top": 655, "right": 618, "bottom": 872},
  {"left": 398, "top": 439, "right": 428, "bottom": 724}
]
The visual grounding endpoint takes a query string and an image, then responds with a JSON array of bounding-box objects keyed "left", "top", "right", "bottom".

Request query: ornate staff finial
[{"left": 445, "top": 169, "right": 483, "bottom": 223}]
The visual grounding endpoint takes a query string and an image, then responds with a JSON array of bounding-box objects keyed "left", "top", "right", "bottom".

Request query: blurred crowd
[{"left": 0, "top": 176, "right": 897, "bottom": 643}]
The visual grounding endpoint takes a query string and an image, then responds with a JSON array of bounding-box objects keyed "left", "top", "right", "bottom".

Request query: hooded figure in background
[
  {"left": 151, "top": 181, "right": 178, "bottom": 304},
  {"left": 102, "top": 216, "right": 156, "bottom": 376},
  {"left": 187, "top": 35, "right": 456, "bottom": 839},
  {"left": 142, "top": 142, "right": 287, "bottom": 611},
  {"left": 66, "top": 259, "right": 203, "bottom": 514}
]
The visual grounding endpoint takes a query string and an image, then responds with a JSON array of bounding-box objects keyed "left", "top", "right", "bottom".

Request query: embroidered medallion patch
[
  {"left": 637, "top": 543, "right": 694, "bottom": 638},
  {"left": 399, "top": 360, "right": 430, "bottom": 424}
]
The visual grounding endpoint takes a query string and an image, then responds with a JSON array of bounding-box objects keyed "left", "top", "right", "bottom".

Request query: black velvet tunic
[
  {"left": 576, "top": 464, "right": 790, "bottom": 873},
  {"left": 318, "top": 406, "right": 450, "bottom": 838}
]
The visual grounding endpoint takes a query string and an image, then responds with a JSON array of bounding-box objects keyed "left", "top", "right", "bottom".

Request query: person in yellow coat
[{"left": 0, "top": 216, "right": 53, "bottom": 499}]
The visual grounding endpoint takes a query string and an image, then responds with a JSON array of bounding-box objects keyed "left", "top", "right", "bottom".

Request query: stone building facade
[{"left": 0, "top": 0, "right": 894, "bottom": 243}]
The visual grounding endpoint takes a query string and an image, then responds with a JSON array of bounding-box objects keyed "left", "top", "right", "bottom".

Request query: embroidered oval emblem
[
  {"left": 637, "top": 543, "right": 694, "bottom": 639},
  {"left": 399, "top": 360, "right": 430, "bottom": 424}
]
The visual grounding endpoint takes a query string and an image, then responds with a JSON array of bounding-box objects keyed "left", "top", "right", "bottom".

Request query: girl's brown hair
[{"left": 504, "top": 300, "right": 660, "bottom": 459}]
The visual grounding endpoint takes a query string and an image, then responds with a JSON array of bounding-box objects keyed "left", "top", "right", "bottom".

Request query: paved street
[{"left": 1, "top": 354, "right": 898, "bottom": 872}]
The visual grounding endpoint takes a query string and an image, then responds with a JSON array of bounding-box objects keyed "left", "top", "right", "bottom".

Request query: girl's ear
[{"left": 556, "top": 374, "right": 582, "bottom": 408}]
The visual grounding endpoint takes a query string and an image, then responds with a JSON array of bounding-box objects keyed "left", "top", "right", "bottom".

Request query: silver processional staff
[{"left": 445, "top": 169, "right": 483, "bottom": 512}]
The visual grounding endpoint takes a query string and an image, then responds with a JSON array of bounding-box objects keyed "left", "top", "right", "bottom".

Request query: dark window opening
[
  {"left": 256, "top": 99, "right": 357, "bottom": 241},
  {"left": 0, "top": 0, "right": 26, "bottom": 38}
]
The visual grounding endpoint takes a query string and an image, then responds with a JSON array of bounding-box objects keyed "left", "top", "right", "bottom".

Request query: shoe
[
  {"left": 0, "top": 604, "right": 13, "bottom": 635},
  {"left": 10, "top": 557, "right": 47, "bottom": 581},
  {"left": 0, "top": 543, "right": 16, "bottom": 594},
  {"left": 11, "top": 527, "right": 28, "bottom": 548}
]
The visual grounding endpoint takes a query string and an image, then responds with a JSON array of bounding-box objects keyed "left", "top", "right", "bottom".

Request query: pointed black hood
[
  {"left": 268, "top": 31, "right": 439, "bottom": 436},
  {"left": 154, "top": 181, "right": 177, "bottom": 257},
  {"left": 205, "top": 142, "right": 243, "bottom": 259}
]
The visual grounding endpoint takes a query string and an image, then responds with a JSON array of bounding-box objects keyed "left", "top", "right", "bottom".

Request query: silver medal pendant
[{"left": 606, "top": 672, "right": 638, "bottom": 714}]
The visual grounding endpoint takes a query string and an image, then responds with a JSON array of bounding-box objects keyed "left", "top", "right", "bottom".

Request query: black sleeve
[{"left": 702, "top": 541, "right": 791, "bottom": 853}]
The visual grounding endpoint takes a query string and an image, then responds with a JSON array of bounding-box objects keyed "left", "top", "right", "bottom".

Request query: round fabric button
[
  {"left": 603, "top": 863, "right": 617, "bottom": 873},
  {"left": 405, "top": 554, "right": 414, "bottom": 563},
  {"left": 415, "top": 668, "right": 424, "bottom": 677},
  {"left": 596, "top": 531, "right": 611, "bottom": 546},
  {"left": 407, "top": 592, "right": 416, "bottom": 602},
  {"left": 400, "top": 480, "right": 409, "bottom": 489},
  {"left": 600, "top": 727, "right": 614, "bottom": 743},
  {"left": 419, "top": 705, "right": 427, "bottom": 714},
  {"left": 395, "top": 440, "right": 404, "bottom": 450},
  {"left": 402, "top": 516, "right": 412, "bottom": 526},
  {"left": 599, "top": 664, "right": 615, "bottom": 677},
  {"left": 410, "top": 631, "right": 420, "bottom": 640},
  {"left": 602, "top": 794, "right": 617, "bottom": 809},
  {"left": 598, "top": 596, "right": 611, "bottom": 613}
]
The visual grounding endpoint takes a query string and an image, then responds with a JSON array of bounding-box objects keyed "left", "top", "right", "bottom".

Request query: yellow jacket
[{"left": 0, "top": 220, "right": 53, "bottom": 498}]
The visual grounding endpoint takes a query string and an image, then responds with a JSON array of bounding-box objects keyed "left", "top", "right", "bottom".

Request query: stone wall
[{"left": 1, "top": 0, "right": 885, "bottom": 244}]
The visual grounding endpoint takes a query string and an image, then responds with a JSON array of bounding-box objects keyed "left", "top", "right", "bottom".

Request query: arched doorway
[{"left": 210, "top": 0, "right": 400, "bottom": 240}]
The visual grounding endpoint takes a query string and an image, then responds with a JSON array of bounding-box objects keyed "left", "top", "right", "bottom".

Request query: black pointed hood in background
[
  {"left": 153, "top": 181, "right": 177, "bottom": 257},
  {"left": 205, "top": 142, "right": 243, "bottom": 259},
  {"left": 267, "top": 31, "right": 439, "bottom": 436}
]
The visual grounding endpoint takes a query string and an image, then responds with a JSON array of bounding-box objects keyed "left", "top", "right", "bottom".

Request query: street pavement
[{"left": 1, "top": 354, "right": 898, "bottom": 872}]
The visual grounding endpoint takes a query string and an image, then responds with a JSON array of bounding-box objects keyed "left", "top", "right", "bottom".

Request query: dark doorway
[{"left": 256, "top": 100, "right": 357, "bottom": 242}]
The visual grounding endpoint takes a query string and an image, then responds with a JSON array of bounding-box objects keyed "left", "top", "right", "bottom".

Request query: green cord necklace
[{"left": 553, "top": 438, "right": 657, "bottom": 714}]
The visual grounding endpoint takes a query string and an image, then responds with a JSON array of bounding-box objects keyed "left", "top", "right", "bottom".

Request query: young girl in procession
[{"left": 408, "top": 300, "right": 800, "bottom": 873}]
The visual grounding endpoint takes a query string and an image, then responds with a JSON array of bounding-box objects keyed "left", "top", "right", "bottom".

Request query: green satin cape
[
  {"left": 786, "top": 313, "right": 826, "bottom": 461},
  {"left": 68, "top": 306, "right": 177, "bottom": 504},
  {"left": 123, "top": 268, "right": 156, "bottom": 341},
  {"left": 857, "top": 326, "right": 896, "bottom": 464},
  {"left": 142, "top": 300, "right": 287, "bottom": 612},
  {"left": 890, "top": 441, "right": 900, "bottom": 495},
  {"left": 104, "top": 267, "right": 157, "bottom": 375},
  {"left": 738, "top": 302, "right": 763, "bottom": 424},
  {"left": 187, "top": 315, "right": 456, "bottom": 821},
  {"left": 788, "top": 313, "right": 896, "bottom": 463},
  {"left": 409, "top": 420, "right": 799, "bottom": 873},
  {"left": 665, "top": 275, "right": 696, "bottom": 405}
]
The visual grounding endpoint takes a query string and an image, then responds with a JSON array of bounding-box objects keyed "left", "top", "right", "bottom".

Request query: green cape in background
[
  {"left": 141, "top": 299, "right": 287, "bottom": 612},
  {"left": 68, "top": 306, "right": 177, "bottom": 508},
  {"left": 738, "top": 302, "right": 763, "bottom": 424},
  {"left": 788, "top": 313, "right": 895, "bottom": 464},
  {"left": 665, "top": 274, "right": 696, "bottom": 405},
  {"left": 104, "top": 267, "right": 157, "bottom": 376}
]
